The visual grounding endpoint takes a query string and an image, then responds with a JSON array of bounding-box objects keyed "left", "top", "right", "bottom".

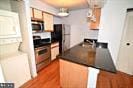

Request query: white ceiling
[
  {"left": 40, "top": 0, "right": 89, "bottom": 10},
  {"left": 40, "top": 0, "right": 107, "bottom": 10}
]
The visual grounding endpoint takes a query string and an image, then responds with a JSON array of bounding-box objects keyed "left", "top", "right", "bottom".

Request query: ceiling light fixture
[{"left": 58, "top": 8, "right": 69, "bottom": 17}]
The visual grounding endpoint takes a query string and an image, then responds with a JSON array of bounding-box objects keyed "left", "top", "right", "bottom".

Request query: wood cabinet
[
  {"left": 33, "top": 9, "right": 43, "bottom": 20},
  {"left": 30, "top": 8, "right": 43, "bottom": 20},
  {"left": 30, "top": 7, "right": 54, "bottom": 32},
  {"left": 51, "top": 42, "right": 59, "bottom": 60},
  {"left": 30, "top": 8, "right": 33, "bottom": 18},
  {"left": 90, "top": 8, "right": 101, "bottom": 29},
  {"left": 43, "top": 12, "right": 54, "bottom": 32},
  {"left": 60, "top": 59, "right": 88, "bottom": 88}
]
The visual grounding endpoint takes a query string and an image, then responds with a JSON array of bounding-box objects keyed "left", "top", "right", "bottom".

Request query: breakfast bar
[{"left": 58, "top": 40, "right": 116, "bottom": 88}]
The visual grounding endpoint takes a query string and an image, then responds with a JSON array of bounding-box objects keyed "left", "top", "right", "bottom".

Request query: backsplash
[
  {"left": 81, "top": 28, "right": 99, "bottom": 40},
  {"left": 32, "top": 32, "right": 51, "bottom": 39}
]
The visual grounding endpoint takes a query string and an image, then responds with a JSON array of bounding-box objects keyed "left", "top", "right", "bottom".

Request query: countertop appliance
[
  {"left": 33, "top": 36, "right": 51, "bottom": 72},
  {"left": 31, "top": 20, "right": 44, "bottom": 33},
  {"left": 51, "top": 24, "right": 71, "bottom": 53}
]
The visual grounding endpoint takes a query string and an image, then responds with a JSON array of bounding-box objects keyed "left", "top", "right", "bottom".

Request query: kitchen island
[{"left": 58, "top": 41, "right": 116, "bottom": 88}]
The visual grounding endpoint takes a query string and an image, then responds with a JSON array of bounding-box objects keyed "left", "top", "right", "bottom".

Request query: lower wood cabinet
[
  {"left": 51, "top": 42, "right": 59, "bottom": 60},
  {"left": 59, "top": 59, "right": 88, "bottom": 88}
]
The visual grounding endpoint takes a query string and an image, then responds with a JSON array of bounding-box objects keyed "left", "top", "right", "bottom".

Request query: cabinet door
[
  {"left": 51, "top": 47, "right": 59, "bottom": 60},
  {"left": 0, "top": 10, "right": 21, "bottom": 38},
  {"left": 33, "top": 9, "right": 43, "bottom": 20},
  {"left": 30, "top": 8, "right": 33, "bottom": 18},
  {"left": 60, "top": 59, "right": 88, "bottom": 88},
  {"left": 90, "top": 8, "right": 101, "bottom": 29},
  {"left": 51, "top": 43, "right": 59, "bottom": 60},
  {"left": 43, "top": 12, "right": 53, "bottom": 31}
]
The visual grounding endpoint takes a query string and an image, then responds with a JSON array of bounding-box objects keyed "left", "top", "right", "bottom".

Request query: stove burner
[{"left": 33, "top": 36, "right": 51, "bottom": 48}]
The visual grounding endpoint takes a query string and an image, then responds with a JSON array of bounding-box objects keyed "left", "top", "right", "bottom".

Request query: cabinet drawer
[
  {"left": 51, "top": 42, "right": 59, "bottom": 48},
  {"left": 36, "top": 59, "right": 51, "bottom": 72}
]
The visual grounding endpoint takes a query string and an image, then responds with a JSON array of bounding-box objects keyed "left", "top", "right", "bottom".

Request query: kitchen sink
[
  {"left": 79, "top": 42, "right": 108, "bottom": 49},
  {"left": 96, "top": 42, "right": 108, "bottom": 48},
  {"left": 79, "top": 42, "right": 93, "bottom": 48}
]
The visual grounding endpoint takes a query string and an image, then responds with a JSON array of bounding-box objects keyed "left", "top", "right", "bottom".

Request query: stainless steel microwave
[{"left": 31, "top": 20, "right": 44, "bottom": 33}]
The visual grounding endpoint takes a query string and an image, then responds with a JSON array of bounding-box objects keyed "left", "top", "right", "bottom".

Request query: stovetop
[
  {"left": 34, "top": 42, "right": 51, "bottom": 48},
  {"left": 33, "top": 36, "right": 51, "bottom": 48}
]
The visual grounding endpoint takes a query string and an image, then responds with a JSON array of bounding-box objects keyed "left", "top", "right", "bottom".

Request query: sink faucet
[{"left": 92, "top": 40, "right": 96, "bottom": 48}]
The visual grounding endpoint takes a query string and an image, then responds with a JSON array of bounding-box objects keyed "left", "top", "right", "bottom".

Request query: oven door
[{"left": 35, "top": 45, "right": 51, "bottom": 64}]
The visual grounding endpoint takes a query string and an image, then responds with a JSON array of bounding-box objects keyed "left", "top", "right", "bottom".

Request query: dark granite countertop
[{"left": 58, "top": 42, "right": 117, "bottom": 73}]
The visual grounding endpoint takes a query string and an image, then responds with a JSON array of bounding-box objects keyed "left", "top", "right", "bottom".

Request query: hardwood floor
[
  {"left": 21, "top": 59, "right": 133, "bottom": 88},
  {"left": 20, "top": 59, "right": 60, "bottom": 88},
  {"left": 96, "top": 71, "right": 133, "bottom": 88}
]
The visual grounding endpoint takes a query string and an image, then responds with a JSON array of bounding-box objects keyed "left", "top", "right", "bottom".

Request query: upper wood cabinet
[
  {"left": 90, "top": 8, "right": 101, "bottom": 30},
  {"left": 34, "top": 9, "right": 43, "bottom": 20},
  {"left": 30, "top": 7, "right": 54, "bottom": 32},
  {"left": 30, "top": 8, "right": 33, "bottom": 18},
  {"left": 43, "top": 12, "right": 54, "bottom": 32},
  {"left": 30, "top": 8, "right": 43, "bottom": 20}
]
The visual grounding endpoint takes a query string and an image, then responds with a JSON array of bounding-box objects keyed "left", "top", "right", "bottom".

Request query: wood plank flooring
[
  {"left": 96, "top": 71, "right": 133, "bottom": 88},
  {"left": 21, "top": 59, "right": 133, "bottom": 88},
  {"left": 20, "top": 59, "right": 60, "bottom": 88}
]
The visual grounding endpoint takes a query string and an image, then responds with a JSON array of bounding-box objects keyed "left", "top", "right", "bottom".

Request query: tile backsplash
[{"left": 32, "top": 32, "right": 51, "bottom": 39}]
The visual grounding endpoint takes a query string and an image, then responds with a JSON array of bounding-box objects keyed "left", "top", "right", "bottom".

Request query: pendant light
[{"left": 58, "top": 8, "right": 69, "bottom": 17}]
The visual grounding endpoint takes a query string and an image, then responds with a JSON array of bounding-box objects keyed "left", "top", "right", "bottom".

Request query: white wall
[
  {"left": 98, "top": 0, "right": 133, "bottom": 64},
  {"left": 54, "top": 16, "right": 63, "bottom": 24},
  {"left": 62, "top": 9, "right": 99, "bottom": 47},
  {"left": 0, "top": 0, "right": 11, "bottom": 11}
]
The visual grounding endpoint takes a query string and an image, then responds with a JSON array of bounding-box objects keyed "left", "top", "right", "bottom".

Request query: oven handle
[
  {"left": 36, "top": 48, "right": 47, "bottom": 52},
  {"left": 35, "top": 46, "right": 48, "bottom": 51},
  {"left": 35, "top": 48, "right": 48, "bottom": 57}
]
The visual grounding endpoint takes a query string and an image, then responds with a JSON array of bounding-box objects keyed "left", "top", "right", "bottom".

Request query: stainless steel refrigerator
[{"left": 51, "top": 24, "right": 71, "bottom": 53}]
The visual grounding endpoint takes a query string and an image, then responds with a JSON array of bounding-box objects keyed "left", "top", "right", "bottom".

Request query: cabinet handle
[{"left": 126, "top": 43, "right": 130, "bottom": 46}]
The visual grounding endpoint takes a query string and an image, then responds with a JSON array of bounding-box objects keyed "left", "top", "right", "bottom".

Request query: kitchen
[{"left": 0, "top": 0, "right": 133, "bottom": 88}]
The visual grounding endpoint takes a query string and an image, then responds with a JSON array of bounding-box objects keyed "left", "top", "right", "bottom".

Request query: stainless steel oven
[
  {"left": 35, "top": 45, "right": 51, "bottom": 72},
  {"left": 33, "top": 37, "right": 51, "bottom": 72}
]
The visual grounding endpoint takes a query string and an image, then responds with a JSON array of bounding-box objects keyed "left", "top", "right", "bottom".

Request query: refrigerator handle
[{"left": 63, "top": 39, "right": 65, "bottom": 42}]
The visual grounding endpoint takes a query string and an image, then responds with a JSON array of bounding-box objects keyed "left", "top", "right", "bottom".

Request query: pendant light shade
[{"left": 58, "top": 8, "right": 69, "bottom": 17}]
